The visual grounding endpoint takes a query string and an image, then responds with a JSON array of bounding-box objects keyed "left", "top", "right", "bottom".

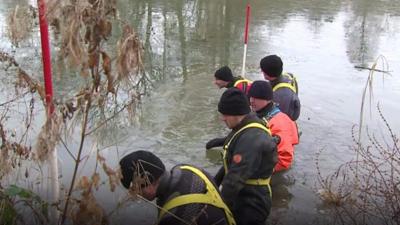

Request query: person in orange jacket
[{"left": 248, "top": 80, "right": 299, "bottom": 172}]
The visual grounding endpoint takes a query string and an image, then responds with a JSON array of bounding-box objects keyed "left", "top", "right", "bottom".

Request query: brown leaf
[
  {"left": 92, "top": 173, "right": 100, "bottom": 190},
  {"left": 97, "top": 154, "right": 106, "bottom": 163},
  {"left": 101, "top": 51, "right": 115, "bottom": 94},
  {"left": 84, "top": 25, "right": 91, "bottom": 44},
  {"left": 101, "top": 51, "right": 111, "bottom": 75},
  {"left": 99, "top": 19, "right": 112, "bottom": 38},
  {"left": 88, "top": 52, "right": 99, "bottom": 70},
  {"left": 35, "top": 84, "right": 46, "bottom": 100},
  {"left": 78, "top": 176, "right": 90, "bottom": 190}
]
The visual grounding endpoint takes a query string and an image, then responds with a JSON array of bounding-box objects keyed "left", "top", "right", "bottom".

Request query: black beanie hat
[
  {"left": 214, "top": 66, "right": 234, "bottom": 82},
  {"left": 218, "top": 88, "right": 251, "bottom": 115},
  {"left": 260, "top": 55, "right": 283, "bottom": 77},
  {"left": 119, "top": 150, "right": 165, "bottom": 189},
  {"left": 248, "top": 80, "right": 273, "bottom": 100}
]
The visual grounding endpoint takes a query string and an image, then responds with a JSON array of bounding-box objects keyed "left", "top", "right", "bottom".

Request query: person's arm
[
  {"left": 214, "top": 166, "right": 225, "bottom": 186},
  {"left": 220, "top": 129, "right": 264, "bottom": 207},
  {"left": 270, "top": 116, "right": 296, "bottom": 172},
  {"left": 292, "top": 95, "right": 301, "bottom": 121},
  {"left": 158, "top": 215, "right": 178, "bottom": 225},
  {"left": 273, "top": 137, "right": 294, "bottom": 172},
  {"left": 206, "top": 137, "right": 227, "bottom": 150}
]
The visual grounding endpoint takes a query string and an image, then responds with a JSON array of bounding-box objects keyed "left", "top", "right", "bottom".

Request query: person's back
[
  {"left": 214, "top": 66, "right": 252, "bottom": 95},
  {"left": 264, "top": 107, "right": 298, "bottom": 172},
  {"left": 119, "top": 151, "right": 235, "bottom": 225},
  {"left": 157, "top": 164, "right": 234, "bottom": 225},
  {"left": 270, "top": 73, "right": 300, "bottom": 121},
  {"left": 228, "top": 76, "right": 252, "bottom": 95},
  {"left": 260, "top": 55, "right": 301, "bottom": 121}
]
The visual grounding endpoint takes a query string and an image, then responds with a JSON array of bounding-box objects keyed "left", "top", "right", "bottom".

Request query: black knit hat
[
  {"left": 218, "top": 88, "right": 251, "bottom": 115},
  {"left": 119, "top": 150, "right": 166, "bottom": 189},
  {"left": 248, "top": 80, "right": 273, "bottom": 101},
  {"left": 214, "top": 66, "right": 234, "bottom": 82},
  {"left": 260, "top": 55, "right": 283, "bottom": 77}
]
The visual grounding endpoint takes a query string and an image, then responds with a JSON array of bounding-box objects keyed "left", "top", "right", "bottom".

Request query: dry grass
[
  {"left": 34, "top": 113, "right": 63, "bottom": 162},
  {"left": 97, "top": 154, "right": 121, "bottom": 193},
  {"left": 316, "top": 56, "right": 399, "bottom": 225},
  {"left": 70, "top": 174, "right": 108, "bottom": 225},
  {"left": 0, "top": 53, "right": 38, "bottom": 179},
  {"left": 1, "top": 0, "right": 149, "bottom": 224},
  {"left": 317, "top": 109, "right": 399, "bottom": 225},
  {"left": 116, "top": 24, "right": 144, "bottom": 82},
  {"left": 5, "top": 5, "right": 36, "bottom": 46}
]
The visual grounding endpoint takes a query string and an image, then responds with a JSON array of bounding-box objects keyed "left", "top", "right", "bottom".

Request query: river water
[{"left": 1, "top": 0, "right": 400, "bottom": 224}]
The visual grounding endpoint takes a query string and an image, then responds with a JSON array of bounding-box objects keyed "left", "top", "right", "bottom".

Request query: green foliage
[
  {"left": 0, "top": 198, "right": 18, "bottom": 225},
  {"left": 0, "top": 185, "right": 48, "bottom": 225}
]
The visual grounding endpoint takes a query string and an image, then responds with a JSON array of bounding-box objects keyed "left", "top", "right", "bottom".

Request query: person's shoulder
[
  {"left": 270, "top": 112, "right": 297, "bottom": 130},
  {"left": 175, "top": 164, "right": 213, "bottom": 177},
  {"left": 274, "top": 111, "right": 293, "bottom": 121},
  {"left": 240, "top": 123, "right": 272, "bottom": 139},
  {"left": 273, "top": 88, "right": 293, "bottom": 101},
  {"left": 282, "top": 72, "right": 298, "bottom": 80}
]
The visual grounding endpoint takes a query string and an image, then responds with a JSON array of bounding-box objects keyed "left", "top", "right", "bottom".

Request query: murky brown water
[{"left": 1, "top": 0, "right": 400, "bottom": 224}]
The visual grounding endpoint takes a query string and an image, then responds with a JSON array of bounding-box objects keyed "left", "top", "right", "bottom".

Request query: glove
[
  {"left": 272, "top": 135, "right": 281, "bottom": 145},
  {"left": 205, "top": 137, "right": 226, "bottom": 150}
]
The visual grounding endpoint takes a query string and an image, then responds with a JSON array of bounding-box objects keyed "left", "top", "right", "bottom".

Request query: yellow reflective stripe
[
  {"left": 245, "top": 178, "right": 272, "bottom": 198},
  {"left": 282, "top": 72, "right": 294, "bottom": 80},
  {"left": 274, "top": 72, "right": 298, "bottom": 93},
  {"left": 233, "top": 79, "right": 251, "bottom": 87},
  {"left": 223, "top": 149, "right": 228, "bottom": 174},
  {"left": 245, "top": 177, "right": 271, "bottom": 186},
  {"left": 223, "top": 123, "right": 271, "bottom": 174},
  {"left": 159, "top": 166, "right": 236, "bottom": 225},
  {"left": 273, "top": 82, "right": 297, "bottom": 93}
]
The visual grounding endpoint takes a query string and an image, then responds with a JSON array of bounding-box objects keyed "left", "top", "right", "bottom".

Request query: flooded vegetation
[{"left": 0, "top": 0, "right": 400, "bottom": 224}]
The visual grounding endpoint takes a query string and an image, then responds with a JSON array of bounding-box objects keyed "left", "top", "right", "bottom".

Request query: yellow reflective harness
[
  {"left": 272, "top": 72, "right": 298, "bottom": 93},
  {"left": 233, "top": 79, "right": 252, "bottom": 93},
  {"left": 158, "top": 166, "right": 236, "bottom": 225},
  {"left": 222, "top": 123, "right": 272, "bottom": 197}
]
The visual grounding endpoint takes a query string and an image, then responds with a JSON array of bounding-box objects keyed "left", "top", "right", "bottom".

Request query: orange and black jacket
[{"left": 256, "top": 103, "right": 299, "bottom": 172}]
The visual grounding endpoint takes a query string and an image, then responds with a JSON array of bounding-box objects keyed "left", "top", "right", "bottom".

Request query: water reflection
[
  {"left": 114, "top": 0, "right": 400, "bottom": 84},
  {"left": 345, "top": 1, "right": 379, "bottom": 65},
  {"left": 271, "top": 172, "right": 294, "bottom": 209}
]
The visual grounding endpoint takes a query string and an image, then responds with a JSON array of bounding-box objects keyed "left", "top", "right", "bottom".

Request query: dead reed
[
  {"left": 316, "top": 56, "right": 398, "bottom": 225},
  {"left": 2, "top": 0, "right": 149, "bottom": 224},
  {"left": 5, "top": 5, "right": 36, "bottom": 46}
]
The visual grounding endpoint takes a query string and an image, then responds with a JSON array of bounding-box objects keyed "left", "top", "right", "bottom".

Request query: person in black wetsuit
[
  {"left": 119, "top": 150, "right": 236, "bottom": 225},
  {"left": 214, "top": 88, "right": 278, "bottom": 225}
]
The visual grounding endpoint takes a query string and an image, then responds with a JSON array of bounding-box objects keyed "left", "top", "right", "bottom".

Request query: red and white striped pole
[
  {"left": 241, "top": 4, "right": 251, "bottom": 78},
  {"left": 37, "top": 0, "right": 54, "bottom": 113},
  {"left": 37, "top": 0, "right": 59, "bottom": 222}
]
